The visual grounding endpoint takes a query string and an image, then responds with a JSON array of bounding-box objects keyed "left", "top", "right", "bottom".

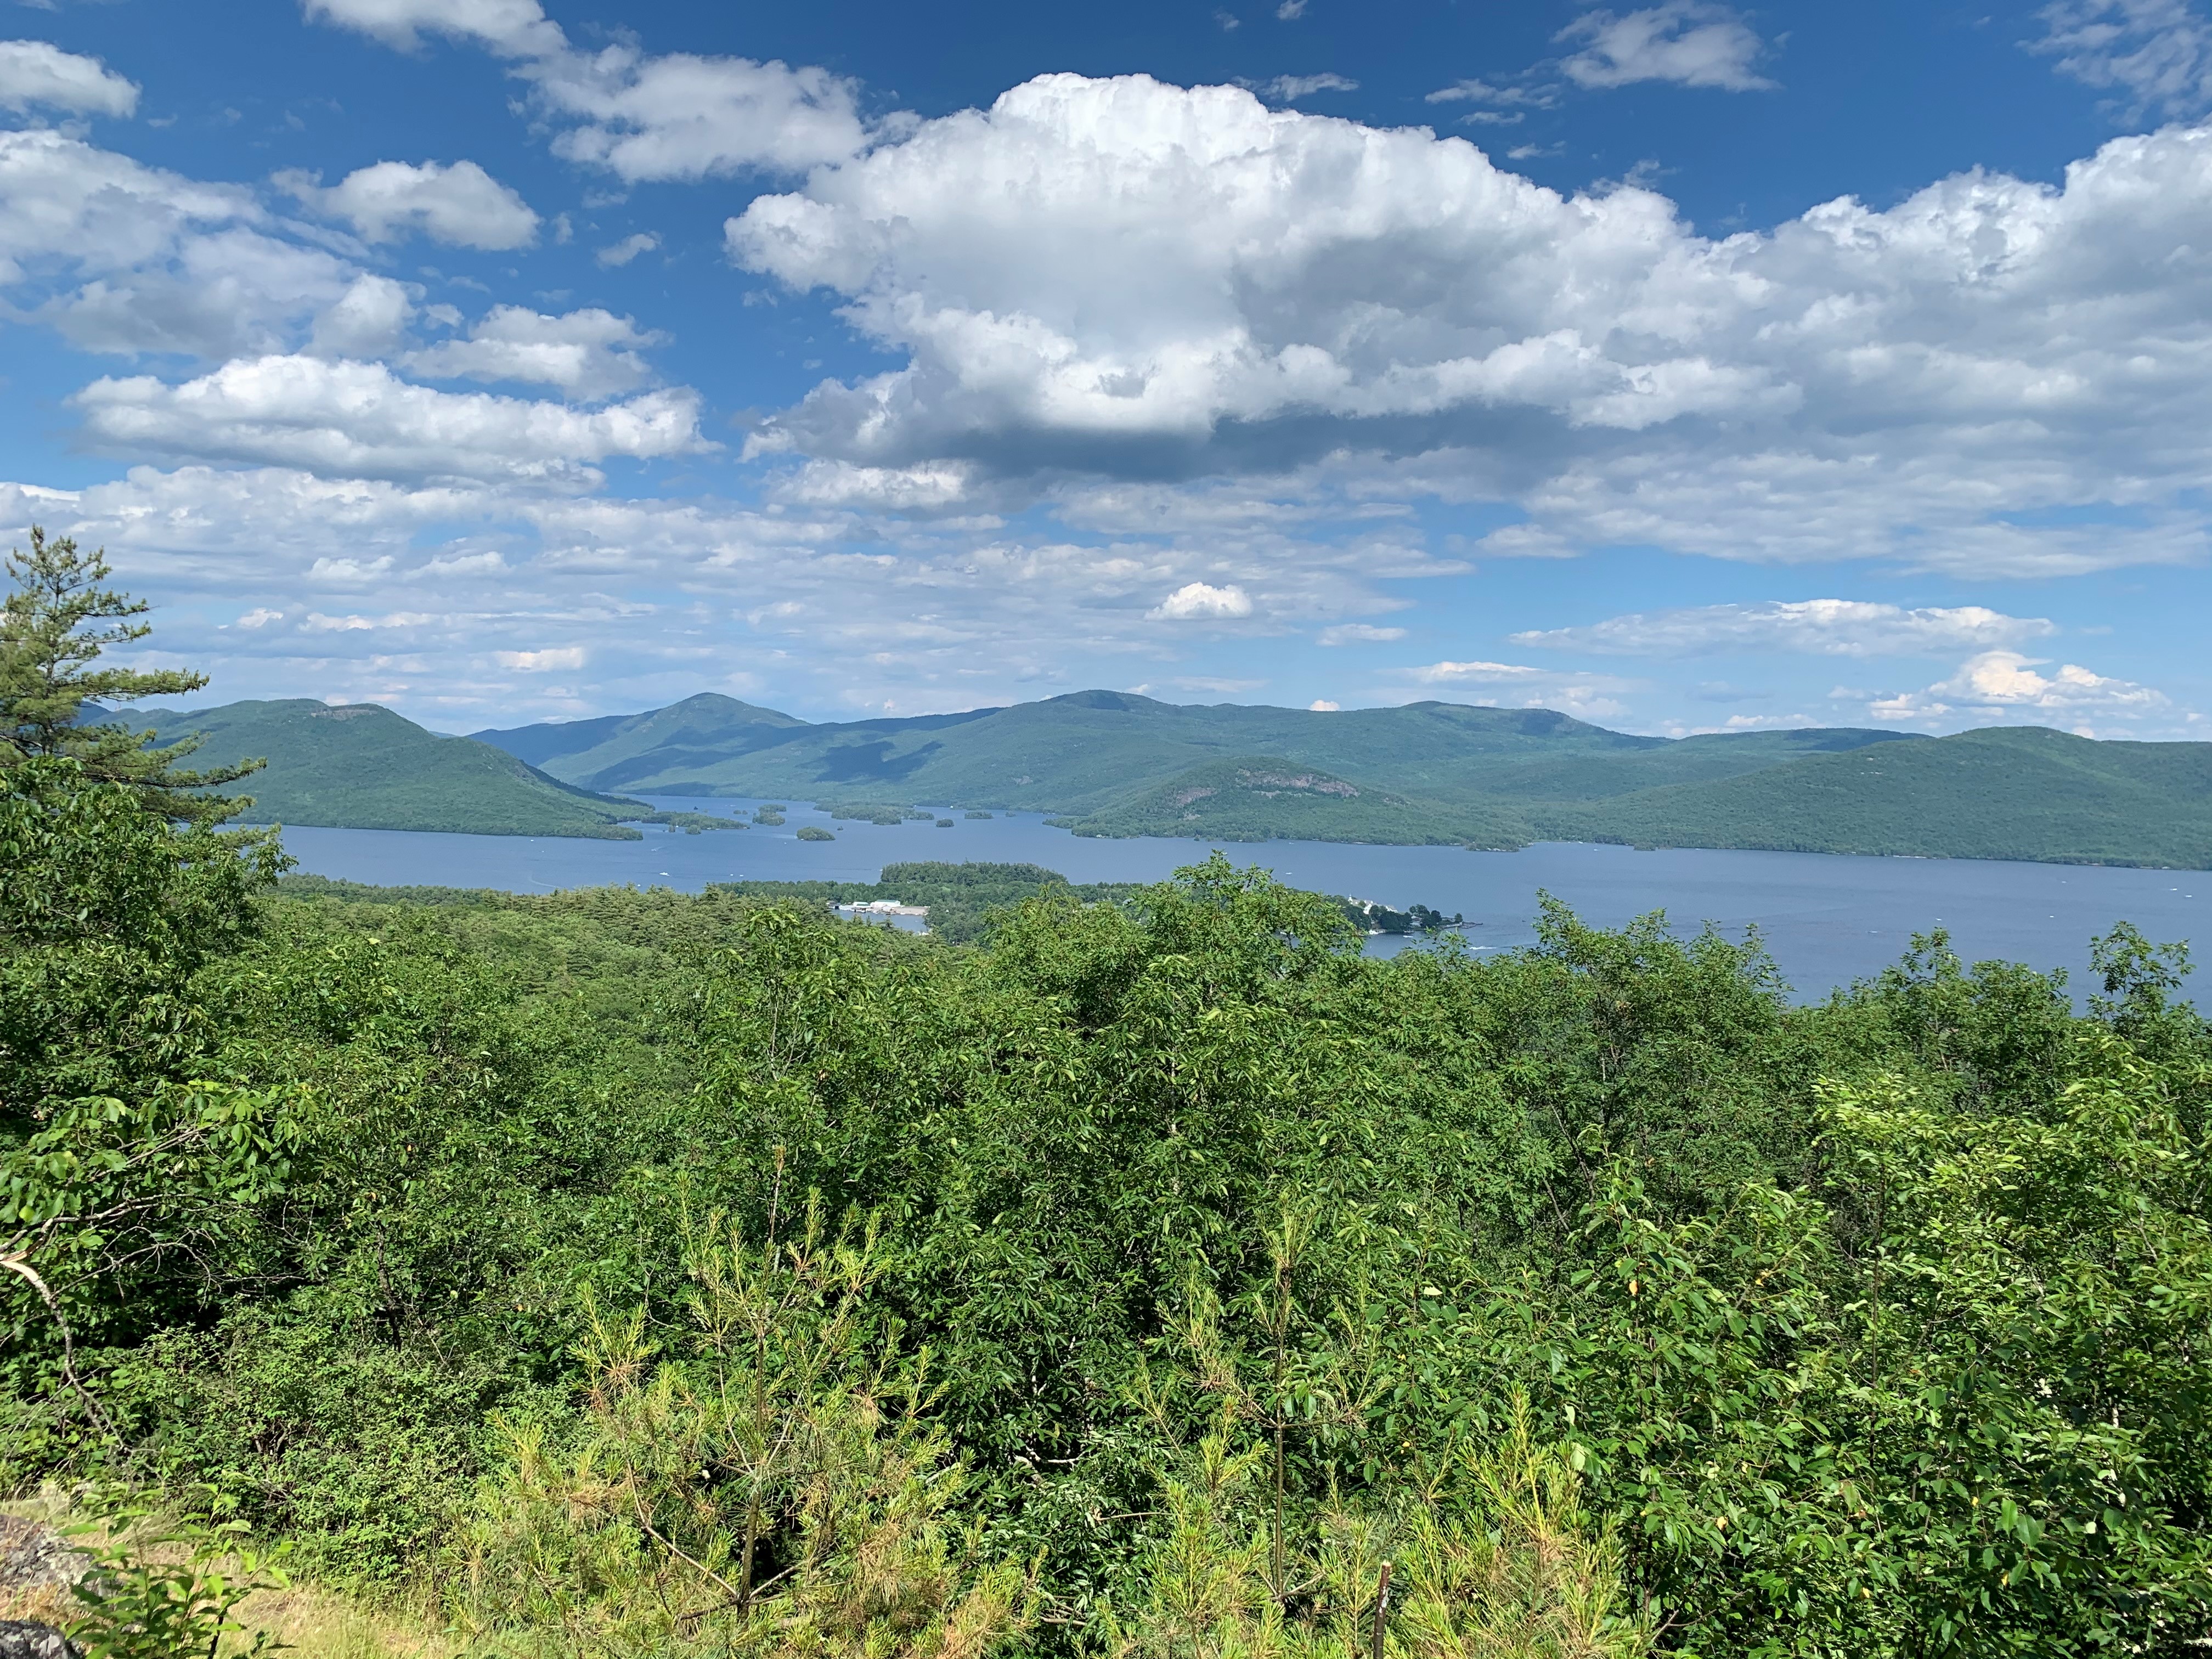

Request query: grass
[{"left": 0, "top": 1499, "right": 456, "bottom": 1659}]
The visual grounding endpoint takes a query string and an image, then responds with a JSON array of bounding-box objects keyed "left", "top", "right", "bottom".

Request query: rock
[
  {"left": 0, "top": 1519, "right": 86, "bottom": 1594},
  {"left": 0, "top": 1622, "right": 79, "bottom": 1659}
]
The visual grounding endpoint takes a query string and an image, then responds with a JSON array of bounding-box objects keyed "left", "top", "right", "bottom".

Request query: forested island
[{"left": 6, "top": 533, "right": 2212, "bottom": 1658}]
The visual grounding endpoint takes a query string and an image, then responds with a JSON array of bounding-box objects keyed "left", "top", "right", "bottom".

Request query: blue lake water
[{"left": 265, "top": 796, "right": 2208, "bottom": 1001}]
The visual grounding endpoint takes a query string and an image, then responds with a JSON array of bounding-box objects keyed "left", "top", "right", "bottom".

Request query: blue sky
[{"left": 3, "top": 0, "right": 2210, "bottom": 738}]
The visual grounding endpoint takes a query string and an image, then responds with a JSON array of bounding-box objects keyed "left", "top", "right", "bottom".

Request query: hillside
[
  {"left": 490, "top": 690, "right": 1859, "bottom": 813},
  {"left": 1065, "top": 755, "right": 1511, "bottom": 845},
  {"left": 466, "top": 689, "right": 2212, "bottom": 867},
  {"left": 142, "top": 699, "right": 650, "bottom": 837},
  {"left": 170, "top": 686, "right": 2212, "bottom": 869},
  {"left": 470, "top": 692, "right": 807, "bottom": 777},
  {"left": 1546, "top": 725, "right": 2212, "bottom": 867}
]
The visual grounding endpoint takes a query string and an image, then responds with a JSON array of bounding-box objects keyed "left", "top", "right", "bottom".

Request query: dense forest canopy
[{"left": 5, "top": 536, "right": 2212, "bottom": 1659}]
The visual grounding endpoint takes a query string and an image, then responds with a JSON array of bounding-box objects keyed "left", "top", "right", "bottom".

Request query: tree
[{"left": 0, "top": 527, "right": 260, "bottom": 825}]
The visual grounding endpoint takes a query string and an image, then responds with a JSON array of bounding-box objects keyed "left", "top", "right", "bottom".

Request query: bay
[{"left": 264, "top": 795, "right": 2207, "bottom": 1000}]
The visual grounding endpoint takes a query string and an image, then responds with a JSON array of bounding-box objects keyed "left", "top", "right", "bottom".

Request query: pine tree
[{"left": 0, "top": 526, "right": 262, "bottom": 825}]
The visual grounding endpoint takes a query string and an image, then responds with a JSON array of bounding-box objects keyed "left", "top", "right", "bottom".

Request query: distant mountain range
[{"left": 128, "top": 690, "right": 2212, "bottom": 868}]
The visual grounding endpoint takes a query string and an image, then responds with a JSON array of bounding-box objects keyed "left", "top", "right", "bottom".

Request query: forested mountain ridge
[
  {"left": 486, "top": 692, "right": 1697, "bottom": 806},
  {"left": 140, "top": 698, "right": 648, "bottom": 837},
  {"left": 473, "top": 688, "right": 2212, "bottom": 867},
  {"left": 116, "top": 686, "right": 2212, "bottom": 866},
  {"left": 1539, "top": 724, "right": 2212, "bottom": 867},
  {"left": 469, "top": 690, "right": 808, "bottom": 774}
]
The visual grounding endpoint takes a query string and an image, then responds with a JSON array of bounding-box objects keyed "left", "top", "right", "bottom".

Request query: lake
[{"left": 266, "top": 796, "right": 2207, "bottom": 1001}]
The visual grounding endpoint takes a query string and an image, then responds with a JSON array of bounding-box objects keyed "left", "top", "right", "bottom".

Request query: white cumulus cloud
[
  {"left": 0, "top": 128, "right": 370, "bottom": 360},
  {"left": 307, "top": 0, "right": 870, "bottom": 179},
  {"left": 70, "top": 356, "right": 709, "bottom": 486},
  {"left": 723, "top": 75, "right": 2212, "bottom": 577},
  {"left": 534, "top": 48, "right": 870, "bottom": 181},
  {"left": 405, "top": 306, "right": 662, "bottom": 400},
  {"left": 284, "top": 159, "right": 538, "bottom": 249},
  {"left": 1511, "top": 600, "right": 2061, "bottom": 657},
  {"left": 1149, "top": 581, "right": 1254, "bottom": 619},
  {"left": 0, "top": 129, "right": 444, "bottom": 363},
  {"left": 727, "top": 73, "right": 1796, "bottom": 475},
  {"left": 309, "top": 273, "right": 416, "bottom": 359},
  {"left": 0, "top": 39, "right": 139, "bottom": 115},
  {"left": 1556, "top": 3, "right": 1776, "bottom": 91},
  {"left": 1866, "top": 649, "right": 2176, "bottom": 735},
  {"left": 1317, "top": 622, "right": 1406, "bottom": 644},
  {"left": 496, "top": 646, "right": 587, "bottom": 670}
]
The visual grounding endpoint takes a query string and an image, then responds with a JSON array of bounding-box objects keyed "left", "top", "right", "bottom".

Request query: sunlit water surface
[{"left": 265, "top": 797, "right": 2207, "bottom": 1002}]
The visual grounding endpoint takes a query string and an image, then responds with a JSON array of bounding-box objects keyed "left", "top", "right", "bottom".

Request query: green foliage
[
  {"left": 1099, "top": 1402, "right": 1648, "bottom": 1659},
  {"left": 449, "top": 1202, "right": 1029, "bottom": 1659},
  {"left": 66, "top": 1511, "right": 290, "bottom": 1659},
  {"left": 4, "top": 741, "right": 2210, "bottom": 1659},
  {"left": 1, "top": 760, "right": 285, "bottom": 1114},
  {"left": 1336, "top": 898, "right": 1459, "bottom": 936},
  {"left": 0, "top": 527, "right": 261, "bottom": 827}
]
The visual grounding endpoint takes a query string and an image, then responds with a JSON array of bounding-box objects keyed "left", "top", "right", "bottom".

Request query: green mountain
[
  {"left": 499, "top": 690, "right": 1861, "bottom": 811},
  {"left": 142, "top": 699, "right": 648, "bottom": 838},
  {"left": 470, "top": 692, "right": 806, "bottom": 780},
  {"left": 474, "top": 689, "right": 2212, "bottom": 868},
  {"left": 1539, "top": 725, "right": 2212, "bottom": 868},
  {"left": 146, "top": 686, "right": 2207, "bottom": 868}
]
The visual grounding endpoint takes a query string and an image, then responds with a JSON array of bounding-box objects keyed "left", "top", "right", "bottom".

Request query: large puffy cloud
[
  {"left": 404, "top": 306, "right": 662, "bottom": 400},
  {"left": 1149, "top": 580, "right": 1253, "bottom": 619},
  {"left": 1864, "top": 649, "right": 2183, "bottom": 736},
  {"left": 0, "top": 40, "right": 139, "bottom": 116},
  {"left": 283, "top": 159, "right": 538, "bottom": 249},
  {"left": 730, "top": 75, "right": 1773, "bottom": 464},
  {"left": 531, "top": 47, "right": 870, "bottom": 181},
  {"left": 308, "top": 273, "right": 416, "bottom": 359},
  {"left": 307, "top": 0, "right": 870, "bottom": 178},
  {"left": 1511, "top": 600, "right": 2059, "bottom": 657},
  {"left": 0, "top": 127, "right": 365, "bottom": 358},
  {"left": 70, "top": 356, "right": 709, "bottom": 486},
  {"left": 725, "top": 75, "right": 2212, "bottom": 574},
  {"left": 0, "top": 127, "right": 255, "bottom": 284}
]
